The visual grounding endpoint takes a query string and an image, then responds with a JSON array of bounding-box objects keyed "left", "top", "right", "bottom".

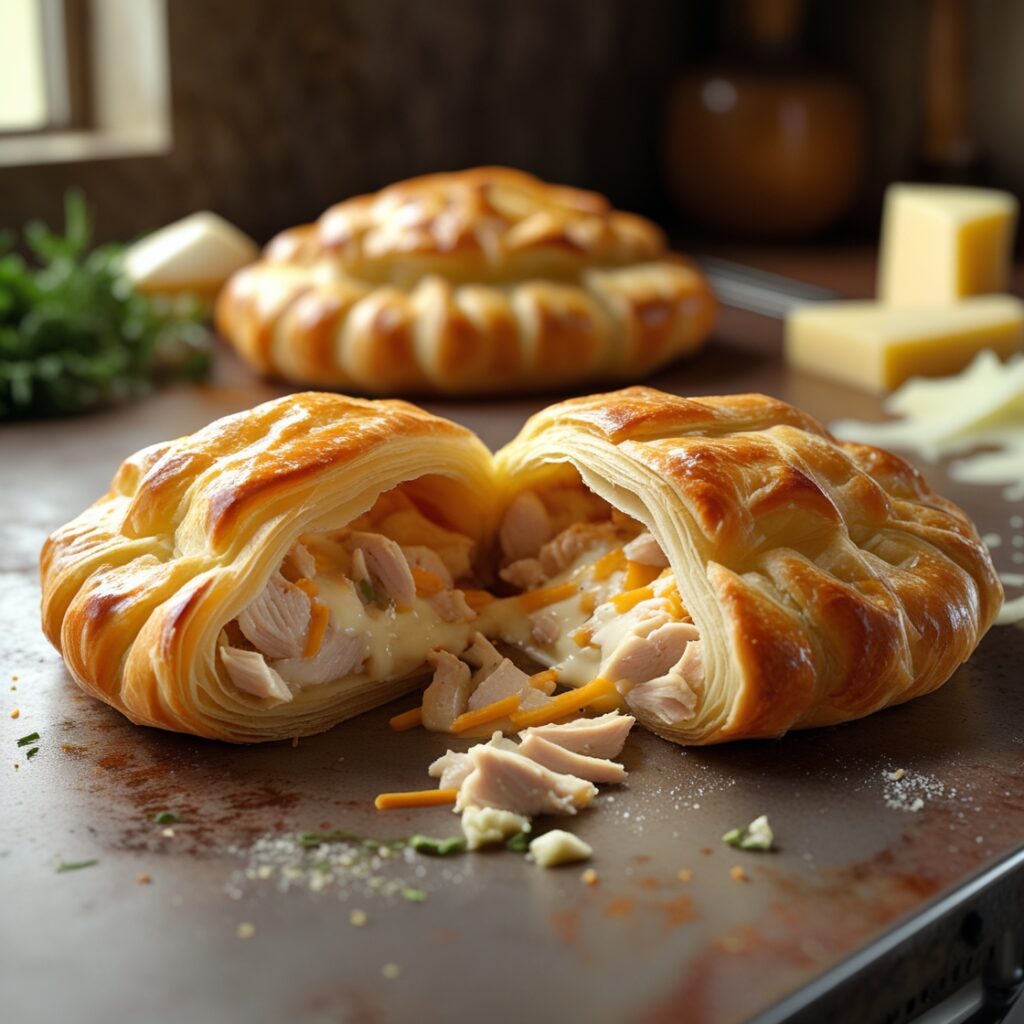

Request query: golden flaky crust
[
  {"left": 215, "top": 167, "right": 715, "bottom": 394},
  {"left": 496, "top": 387, "right": 1002, "bottom": 743},
  {"left": 41, "top": 387, "right": 1001, "bottom": 745}
]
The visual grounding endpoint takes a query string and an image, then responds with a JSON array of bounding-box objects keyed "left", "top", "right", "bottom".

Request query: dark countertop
[{"left": 2, "top": 255, "right": 1022, "bottom": 1024}]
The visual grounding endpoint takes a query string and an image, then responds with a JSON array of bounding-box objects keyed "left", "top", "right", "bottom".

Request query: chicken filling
[{"left": 218, "top": 482, "right": 703, "bottom": 731}]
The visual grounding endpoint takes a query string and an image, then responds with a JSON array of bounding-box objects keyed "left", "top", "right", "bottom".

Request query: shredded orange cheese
[
  {"left": 578, "top": 591, "right": 597, "bottom": 615},
  {"left": 662, "top": 583, "right": 685, "bottom": 620},
  {"left": 461, "top": 589, "right": 495, "bottom": 611},
  {"left": 529, "top": 668, "right": 558, "bottom": 690},
  {"left": 510, "top": 676, "right": 617, "bottom": 729},
  {"left": 450, "top": 693, "right": 522, "bottom": 734},
  {"left": 624, "top": 560, "right": 661, "bottom": 591},
  {"left": 411, "top": 567, "right": 445, "bottom": 596},
  {"left": 303, "top": 602, "right": 330, "bottom": 657},
  {"left": 573, "top": 628, "right": 593, "bottom": 648},
  {"left": 374, "top": 788, "right": 459, "bottom": 810},
  {"left": 388, "top": 706, "right": 423, "bottom": 731},
  {"left": 294, "top": 577, "right": 319, "bottom": 599},
  {"left": 592, "top": 547, "right": 626, "bottom": 581},
  {"left": 519, "top": 581, "right": 578, "bottom": 613},
  {"left": 612, "top": 586, "right": 654, "bottom": 613}
]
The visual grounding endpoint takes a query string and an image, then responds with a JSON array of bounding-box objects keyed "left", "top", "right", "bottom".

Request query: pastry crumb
[
  {"left": 677, "top": 868, "right": 693, "bottom": 882},
  {"left": 9, "top": 708, "right": 19, "bottom": 719},
  {"left": 349, "top": 909, "right": 368, "bottom": 927},
  {"left": 161, "top": 827, "right": 175, "bottom": 838},
  {"left": 236, "top": 922, "right": 256, "bottom": 939},
  {"left": 137, "top": 873, "right": 152, "bottom": 885},
  {"left": 729, "top": 865, "right": 749, "bottom": 883},
  {"left": 887, "top": 768, "right": 906, "bottom": 781},
  {"left": 381, "top": 963, "right": 400, "bottom": 980},
  {"left": 580, "top": 867, "right": 599, "bottom": 886},
  {"left": 291, "top": 737, "right": 299, "bottom": 748}
]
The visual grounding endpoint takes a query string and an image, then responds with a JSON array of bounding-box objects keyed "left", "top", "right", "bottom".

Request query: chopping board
[{"left": 2, "top": 258, "right": 1022, "bottom": 1024}]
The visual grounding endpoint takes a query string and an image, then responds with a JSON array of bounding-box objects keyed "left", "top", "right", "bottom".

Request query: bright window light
[{"left": 0, "top": 0, "right": 49, "bottom": 132}]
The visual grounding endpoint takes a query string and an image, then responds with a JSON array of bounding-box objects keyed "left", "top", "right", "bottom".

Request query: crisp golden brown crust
[
  {"left": 215, "top": 167, "right": 716, "bottom": 394},
  {"left": 41, "top": 387, "right": 1001, "bottom": 745},
  {"left": 497, "top": 387, "right": 1002, "bottom": 743}
]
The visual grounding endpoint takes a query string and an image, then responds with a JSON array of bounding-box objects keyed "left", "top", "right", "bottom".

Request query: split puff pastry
[
  {"left": 214, "top": 167, "right": 716, "bottom": 395},
  {"left": 39, "top": 388, "right": 1001, "bottom": 744}
]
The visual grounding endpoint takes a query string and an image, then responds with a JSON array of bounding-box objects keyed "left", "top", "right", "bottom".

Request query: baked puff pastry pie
[
  {"left": 40, "top": 388, "right": 1001, "bottom": 744},
  {"left": 214, "top": 168, "right": 716, "bottom": 394}
]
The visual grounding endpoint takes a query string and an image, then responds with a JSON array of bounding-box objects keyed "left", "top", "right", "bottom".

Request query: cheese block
[
  {"left": 785, "top": 296, "right": 1024, "bottom": 393},
  {"left": 123, "top": 211, "right": 259, "bottom": 300},
  {"left": 878, "top": 184, "right": 1018, "bottom": 306}
]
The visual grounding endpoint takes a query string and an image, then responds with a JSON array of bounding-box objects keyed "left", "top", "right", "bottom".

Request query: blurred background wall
[{"left": 1, "top": 0, "right": 1022, "bottom": 246}]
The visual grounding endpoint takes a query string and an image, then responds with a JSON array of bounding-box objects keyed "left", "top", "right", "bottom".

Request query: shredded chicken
[
  {"left": 500, "top": 557, "right": 546, "bottom": 591},
  {"left": 402, "top": 545, "right": 453, "bottom": 588},
  {"left": 517, "top": 732, "right": 626, "bottom": 784},
  {"left": 467, "top": 657, "right": 548, "bottom": 712},
  {"left": 237, "top": 574, "right": 311, "bottom": 660},
  {"left": 602, "top": 621, "right": 699, "bottom": 686},
  {"left": 538, "top": 522, "right": 619, "bottom": 577},
  {"left": 623, "top": 531, "right": 669, "bottom": 568},
  {"left": 348, "top": 531, "right": 416, "bottom": 608},
  {"left": 499, "top": 491, "right": 552, "bottom": 562},
  {"left": 429, "top": 588, "right": 477, "bottom": 623},
  {"left": 375, "top": 508, "right": 475, "bottom": 580},
  {"left": 421, "top": 649, "right": 473, "bottom": 731},
  {"left": 273, "top": 628, "right": 367, "bottom": 687},
  {"left": 455, "top": 744, "right": 597, "bottom": 816},
  {"left": 462, "top": 632, "right": 505, "bottom": 678},
  {"left": 625, "top": 639, "right": 702, "bottom": 725},
  {"left": 428, "top": 732, "right": 518, "bottom": 790},
  {"left": 282, "top": 542, "right": 318, "bottom": 581},
  {"left": 529, "top": 609, "right": 561, "bottom": 646},
  {"left": 220, "top": 646, "right": 292, "bottom": 703},
  {"left": 520, "top": 711, "right": 635, "bottom": 759}
]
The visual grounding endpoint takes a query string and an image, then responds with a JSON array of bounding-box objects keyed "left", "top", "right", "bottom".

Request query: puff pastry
[
  {"left": 214, "top": 168, "right": 716, "bottom": 395},
  {"left": 40, "top": 387, "right": 1001, "bottom": 744}
]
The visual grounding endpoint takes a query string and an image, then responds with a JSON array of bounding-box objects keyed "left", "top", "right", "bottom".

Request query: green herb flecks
[
  {"left": 723, "top": 814, "right": 774, "bottom": 852},
  {"left": 16, "top": 732, "right": 40, "bottom": 747},
  {"left": 356, "top": 577, "right": 392, "bottom": 610},
  {"left": 298, "top": 830, "right": 407, "bottom": 851},
  {"left": 57, "top": 858, "right": 98, "bottom": 873},
  {"left": 25, "top": 747, "right": 39, "bottom": 759},
  {"left": 0, "top": 191, "right": 212, "bottom": 419},
  {"left": 505, "top": 831, "right": 531, "bottom": 853},
  {"left": 153, "top": 811, "right": 180, "bottom": 825},
  {"left": 401, "top": 887, "right": 428, "bottom": 903},
  {"left": 408, "top": 834, "right": 467, "bottom": 856}
]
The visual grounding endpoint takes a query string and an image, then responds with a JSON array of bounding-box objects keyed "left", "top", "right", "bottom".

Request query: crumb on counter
[
  {"left": 381, "top": 963, "right": 400, "bottom": 980},
  {"left": 9, "top": 709, "right": 19, "bottom": 719},
  {"left": 161, "top": 827, "right": 175, "bottom": 838},
  {"left": 677, "top": 868, "right": 693, "bottom": 883},
  {"left": 349, "top": 909, "right": 368, "bottom": 927},
  {"left": 529, "top": 830, "right": 593, "bottom": 868},
  {"left": 887, "top": 768, "right": 906, "bottom": 781},
  {"left": 291, "top": 737, "right": 299, "bottom": 748},
  {"left": 730, "top": 865, "right": 749, "bottom": 883},
  {"left": 236, "top": 922, "right": 256, "bottom": 939},
  {"left": 137, "top": 873, "right": 152, "bottom": 885},
  {"left": 581, "top": 867, "right": 599, "bottom": 886}
]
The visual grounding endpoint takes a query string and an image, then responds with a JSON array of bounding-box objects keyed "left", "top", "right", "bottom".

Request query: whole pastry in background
[
  {"left": 40, "top": 387, "right": 1000, "bottom": 744},
  {"left": 214, "top": 168, "right": 716, "bottom": 395}
]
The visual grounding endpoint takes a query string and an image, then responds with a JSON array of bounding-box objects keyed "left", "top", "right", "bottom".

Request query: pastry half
[
  {"left": 40, "top": 388, "right": 1001, "bottom": 744},
  {"left": 215, "top": 167, "right": 716, "bottom": 395}
]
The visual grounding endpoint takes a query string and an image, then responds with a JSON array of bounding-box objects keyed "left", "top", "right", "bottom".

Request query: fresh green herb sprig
[
  {"left": 56, "top": 858, "right": 98, "bottom": 873},
  {"left": 153, "top": 811, "right": 180, "bottom": 825},
  {"left": 16, "top": 732, "right": 39, "bottom": 748},
  {"left": 0, "top": 191, "right": 212, "bottom": 419}
]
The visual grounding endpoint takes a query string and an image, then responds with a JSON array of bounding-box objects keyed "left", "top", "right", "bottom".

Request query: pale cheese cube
[
  {"left": 878, "top": 184, "right": 1018, "bottom": 306},
  {"left": 123, "top": 211, "right": 258, "bottom": 298},
  {"left": 528, "top": 829, "right": 593, "bottom": 868},
  {"left": 785, "top": 296, "right": 1024, "bottom": 393}
]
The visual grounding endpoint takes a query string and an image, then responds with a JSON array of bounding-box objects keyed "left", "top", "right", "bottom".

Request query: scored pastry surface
[
  {"left": 41, "top": 387, "right": 1001, "bottom": 743},
  {"left": 215, "top": 167, "right": 716, "bottom": 395}
]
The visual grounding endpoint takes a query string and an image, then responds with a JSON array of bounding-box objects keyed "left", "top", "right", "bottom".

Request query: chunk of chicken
[
  {"left": 499, "top": 491, "right": 552, "bottom": 562},
  {"left": 220, "top": 645, "right": 293, "bottom": 703},
  {"left": 538, "top": 522, "right": 619, "bottom": 577},
  {"left": 499, "top": 557, "right": 546, "bottom": 591},
  {"left": 468, "top": 658, "right": 533, "bottom": 710},
  {"left": 421, "top": 649, "right": 473, "bottom": 732},
  {"left": 455, "top": 744, "right": 597, "bottom": 816},
  {"left": 348, "top": 531, "right": 416, "bottom": 609},
  {"left": 517, "top": 732, "right": 626, "bottom": 784},
  {"left": 402, "top": 545, "right": 453, "bottom": 588},
  {"left": 237, "top": 574, "right": 311, "bottom": 660},
  {"left": 428, "top": 588, "right": 477, "bottom": 624},
  {"left": 462, "top": 632, "right": 505, "bottom": 678},
  {"left": 623, "top": 531, "right": 669, "bottom": 568},
  {"left": 428, "top": 732, "right": 518, "bottom": 789},
  {"left": 376, "top": 508, "right": 475, "bottom": 581},
  {"left": 521, "top": 711, "right": 635, "bottom": 760},
  {"left": 625, "top": 639, "right": 702, "bottom": 725},
  {"left": 272, "top": 627, "right": 367, "bottom": 687},
  {"left": 529, "top": 609, "right": 561, "bottom": 646},
  {"left": 602, "top": 621, "right": 699, "bottom": 687},
  {"left": 283, "top": 541, "right": 318, "bottom": 581}
]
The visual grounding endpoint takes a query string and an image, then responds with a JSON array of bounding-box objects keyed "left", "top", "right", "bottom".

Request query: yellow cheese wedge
[
  {"left": 785, "top": 296, "right": 1024, "bottom": 393},
  {"left": 123, "top": 211, "right": 258, "bottom": 300},
  {"left": 878, "top": 184, "right": 1018, "bottom": 306}
]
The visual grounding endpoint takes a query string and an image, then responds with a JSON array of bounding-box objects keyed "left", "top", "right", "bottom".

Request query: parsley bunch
[{"left": 0, "top": 192, "right": 212, "bottom": 418}]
